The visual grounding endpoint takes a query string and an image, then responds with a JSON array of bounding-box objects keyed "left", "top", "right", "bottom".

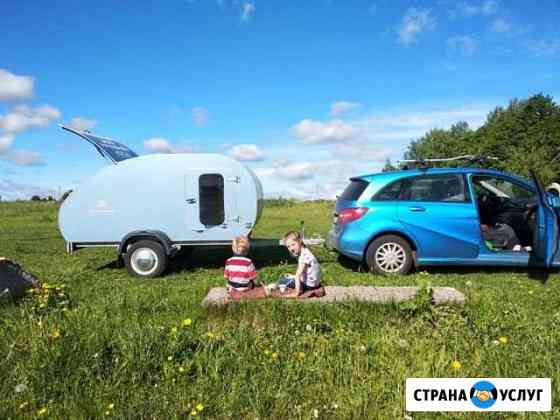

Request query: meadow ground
[{"left": 0, "top": 200, "right": 558, "bottom": 419}]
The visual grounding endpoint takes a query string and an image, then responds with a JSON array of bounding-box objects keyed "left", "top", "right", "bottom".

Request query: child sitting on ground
[
  {"left": 280, "top": 230, "right": 322, "bottom": 296},
  {"left": 224, "top": 236, "right": 258, "bottom": 292}
]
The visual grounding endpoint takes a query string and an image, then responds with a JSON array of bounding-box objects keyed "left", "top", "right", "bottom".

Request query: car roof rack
[{"left": 397, "top": 154, "right": 499, "bottom": 169}]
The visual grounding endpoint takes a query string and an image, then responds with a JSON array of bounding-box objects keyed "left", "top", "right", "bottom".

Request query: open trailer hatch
[{"left": 60, "top": 124, "right": 138, "bottom": 164}]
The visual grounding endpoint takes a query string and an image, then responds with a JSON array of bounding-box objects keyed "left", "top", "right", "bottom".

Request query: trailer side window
[{"left": 199, "top": 174, "right": 225, "bottom": 226}]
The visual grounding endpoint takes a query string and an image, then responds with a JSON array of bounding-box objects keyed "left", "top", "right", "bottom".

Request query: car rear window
[{"left": 340, "top": 180, "right": 369, "bottom": 201}]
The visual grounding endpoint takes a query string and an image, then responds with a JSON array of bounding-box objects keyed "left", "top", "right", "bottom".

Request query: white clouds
[
  {"left": 332, "top": 143, "right": 393, "bottom": 163},
  {"left": 0, "top": 178, "right": 57, "bottom": 201},
  {"left": 481, "top": 0, "right": 499, "bottom": 15},
  {"left": 291, "top": 105, "right": 489, "bottom": 150},
  {"left": 490, "top": 17, "right": 512, "bottom": 33},
  {"left": 398, "top": 8, "right": 436, "bottom": 46},
  {"left": 528, "top": 39, "right": 560, "bottom": 56},
  {"left": 67, "top": 117, "right": 97, "bottom": 132},
  {"left": 455, "top": 0, "right": 498, "bottom": 17},
  {"left": 0, "top": 69, "right": 34, "bottom": 101},
  {"left": 292, "top": 119, "right": 356, "bottom": 144},
  {"left": 330, "top": 101, "right": 360, "bottom": 116},
  {"left": 0, "top": 105, "right": 61, "bottom": 133},
  {"left": 351, "top": 110, "right": 485, "bottom": 146},
  {"left": 241, "top": 2, "right": 255, "bottom": 21},
  {"left": 447, "top": 35, "right": 477, "bottom": 56},
  {"left": 1, "top": 149, "right": 46, "bottom": 166},
  {"left": 9, "top": 150, "right": 45, "bottom": 166},
  {"left": 227, "top": 144, "right": 264, "bottom": 161},
  {"left": 275, "top": 162, "right": 315, "bottom": 180},
  {"left": 144, "top": 137, "right": 194, "bottom": 154},
  {"left": 254, "top": 161, "right": 315, "bottom": 181},
  {"left": 144, "top": 137, "right": 174, "bottom": 154},
  {"left": 0, "top": 134, "right": 14, "bottom": 154},
  {"left": 192, "top": 107, "right": 209, "bottom": 127}
]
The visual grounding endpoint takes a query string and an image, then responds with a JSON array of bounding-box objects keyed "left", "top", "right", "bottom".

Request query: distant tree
[
  {"left": 31, "top": 195, "right": 41, "bottom": 201},
  {"left": 402, "top": 94, "right": 560, "bottom": 183},
  {"left": 404, "top": 121, "right": 474, "bottom": 166},
  {"left": 47, "top": 195, "right": 54, "bottom": 201},
  {"left": 382, "top": 159, "right": 398, "bottom": 172}
]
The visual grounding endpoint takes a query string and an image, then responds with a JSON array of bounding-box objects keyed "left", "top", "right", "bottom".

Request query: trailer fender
[{"left": 119, "top": 230, "right": 176, "bottom": 256}]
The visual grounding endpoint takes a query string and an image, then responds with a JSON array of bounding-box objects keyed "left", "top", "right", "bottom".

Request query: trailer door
[{"left": 184, "top": 170, "right": 240, "bottom": 240}]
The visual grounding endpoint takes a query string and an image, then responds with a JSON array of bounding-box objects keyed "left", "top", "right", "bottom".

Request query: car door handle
[
  {"left": 408, "top": 206, "right": 426, "bottom": 212},
  {"left": 192, "top": 229, "right": 205, "bottom": 233}
]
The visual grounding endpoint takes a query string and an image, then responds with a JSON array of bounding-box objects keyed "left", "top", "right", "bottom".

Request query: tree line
[{"left": 385, "top": 93, "right": 560, "bottom": 184}]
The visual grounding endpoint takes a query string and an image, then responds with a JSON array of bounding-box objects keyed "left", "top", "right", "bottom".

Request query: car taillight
[{"left": 337, "top": 207, "right": 369, "bottom": 224}]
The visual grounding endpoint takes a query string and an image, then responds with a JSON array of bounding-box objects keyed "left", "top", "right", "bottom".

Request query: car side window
[
  {"left": 400, "top": 174, "right": 469, "bottom": 202},
  {"left": 199, "top": 174, "right": 225, "bottom": 226},
  {"left": 373, "top": 179, "right": 406, "bottom": 201},
  {"left": 471, "top": 175, "right": 535, "bottom": 200}
]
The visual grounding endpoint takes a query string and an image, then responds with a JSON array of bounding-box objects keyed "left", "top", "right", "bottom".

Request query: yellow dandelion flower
[
  {"left": 182, "top": 318, "right": 193, "bottom": 327},
  {"left": 499, "top": 336, "right": 508, "bottom": 345},
  {"left": 206, "top": 331, "right": 215, "bottom": 339},
  {"left": 190, "top": 409, "right": 197, "bottom": 416},
  {"left": 105, "top": 410, "right": 111, "bottom": 416},
  {"left": 272, "top": 352, "right": 278, "bottom": 360},
  {"left": 178, "top": 366, "right": 185, "bottom": 373},
  {"left": 107, "top": 403, "right": 114, "bottom": 410},
  {"left": 170, "top": 327, "right": 178, "bottom": 335},
  {"left": 51, "top": 328, "right": 61, "bottom": 339},
  {"left": 167, "top": 356, "right": 173, "bottom": 361},
  {"left": 528, "top": 290, "right": 534, "bottom": 295},
  {"left": 196, "top": 403, "right": 204, "bottom": 412},
  {"left": 264, "top": 350, "right": 270, "bottom": 356},
  {"left": 451, "top": 360, "right": 461, "bottom": 370},
  {"left": 296, "top": 351, "right": 305, "bottom": 360},
  {"left": 19, "top": 402, "right": 28, "bottom": 409},
  {"left": 37, "top": 407, "right": 48, "bottom": 416}
]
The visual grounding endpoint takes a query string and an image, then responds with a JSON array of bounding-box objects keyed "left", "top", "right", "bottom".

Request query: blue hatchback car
[{"left": 328, "top": 167, "right": 559, "bottom": 275}]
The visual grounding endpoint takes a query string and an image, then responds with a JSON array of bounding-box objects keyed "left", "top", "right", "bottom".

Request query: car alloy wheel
[
  {"left": 375, "top": 242, "right": 406, "bottom": 273},
  {"left": 366, "top": 234, "right": 413, "bottom": 275}
]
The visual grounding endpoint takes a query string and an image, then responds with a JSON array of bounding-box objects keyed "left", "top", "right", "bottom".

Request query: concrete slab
[{"left": 201, "top": 286, "right": 465, "bottom": 307}]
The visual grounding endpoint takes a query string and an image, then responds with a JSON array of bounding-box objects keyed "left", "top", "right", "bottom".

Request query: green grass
[{"left": 1, "top": 201, "right": 558, "bottom": 419}]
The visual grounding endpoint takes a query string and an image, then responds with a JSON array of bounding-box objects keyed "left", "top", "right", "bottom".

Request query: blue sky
[{"left": 1, "top": 0, "right": 559, "bottom": 200}]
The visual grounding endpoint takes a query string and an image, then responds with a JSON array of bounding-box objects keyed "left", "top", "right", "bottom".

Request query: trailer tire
[
  {"left": 124, "top": 240, "right": 167, "bottom": 278},
  {"left": 366, "top": 235, "right": 413, "bottom": 275}
]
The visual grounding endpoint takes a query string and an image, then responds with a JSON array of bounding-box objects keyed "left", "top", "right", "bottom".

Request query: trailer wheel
[{"left": 124, "top": 240, "right": 167, "bottom": 278}]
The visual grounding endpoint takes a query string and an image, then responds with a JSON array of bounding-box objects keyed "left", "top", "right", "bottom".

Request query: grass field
[{"left": 1, "top": 200, "right": 558, "bottom": 419}]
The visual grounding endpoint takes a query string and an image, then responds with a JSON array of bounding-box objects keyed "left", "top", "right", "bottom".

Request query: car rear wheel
[
  {"left": 124, "top": 240, "right": 167, "bottom": 278},
  {"left": 366, "top": 235, "right": 413, "bottom": 275}
]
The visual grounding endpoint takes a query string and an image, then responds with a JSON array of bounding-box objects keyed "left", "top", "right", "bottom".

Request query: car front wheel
[{"left": 366, "top": 235, "right": 413, "bottom": 275}]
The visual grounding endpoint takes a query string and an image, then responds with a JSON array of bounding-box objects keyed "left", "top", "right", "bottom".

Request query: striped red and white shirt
[{"left": 224, "top": 256, "right": 257, "bottom": 290}]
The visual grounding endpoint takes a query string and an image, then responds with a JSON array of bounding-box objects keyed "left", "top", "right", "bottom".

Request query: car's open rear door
[
  {"left": 60, "top": 124, "right": 138, "bottom": 164},
  {"left": 530, "top": 169, "right": 558, "bottom": 267}
]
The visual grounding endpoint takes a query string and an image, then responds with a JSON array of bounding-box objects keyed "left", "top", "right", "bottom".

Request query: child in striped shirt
[{"left": 224, "top": 236, "right": 257, "bottom": 292}]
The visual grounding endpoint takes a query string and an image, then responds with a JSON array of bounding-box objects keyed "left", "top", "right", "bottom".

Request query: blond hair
[
  {"left": 232, "top": 236, "right": 250, "bottom": 256},
  {"left": 283, "top": 230, "right": 303, "bottom": 244}
]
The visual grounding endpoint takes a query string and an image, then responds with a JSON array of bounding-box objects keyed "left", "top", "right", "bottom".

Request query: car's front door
[
  {"left": 530, "top": 170, "right": 559, "bottom": 267},
  {"left": 397, "top": 173, "right": 480, "bottom": 260}
]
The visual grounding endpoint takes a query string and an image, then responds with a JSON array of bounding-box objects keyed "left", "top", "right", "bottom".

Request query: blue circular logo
[{"left": 470, "top": 381, "right": 498, "bottom": 409}]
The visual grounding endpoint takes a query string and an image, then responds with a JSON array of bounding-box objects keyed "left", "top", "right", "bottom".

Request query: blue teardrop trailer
[{"left": 58, "top": 125, "right": 264, "bottom": 277}]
